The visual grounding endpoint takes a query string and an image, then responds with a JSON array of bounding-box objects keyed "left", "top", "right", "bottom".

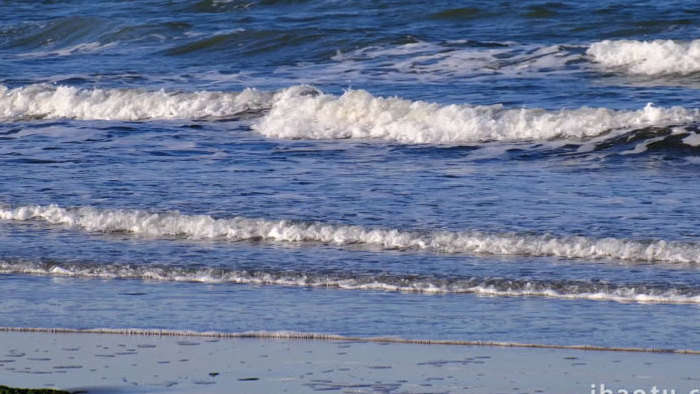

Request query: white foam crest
[
  {"left": 469, "top": 285, "right": 700, "bottom": 304},
  {"left": 253, "top": 86, "right": 698, "bottom": 143},
  {"left": 587, "top": 39, "right": 700, "bottom": 75},
  {"left": 0, "top": 84, "right": 272, "bottom": 121},
  {"left": 1, "top": 203, "right": 698, "bottom": 264},
  {"left": 2, "top": 260, "right": 700, "bottom": 304}
]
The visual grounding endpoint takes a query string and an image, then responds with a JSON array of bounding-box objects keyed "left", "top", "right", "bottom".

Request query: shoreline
[
  {"left": 1, "top": 329, "right": 699, "bottom": 393},
  {"left": 3, "top": 326, "right": 700, "bottom": 355}
]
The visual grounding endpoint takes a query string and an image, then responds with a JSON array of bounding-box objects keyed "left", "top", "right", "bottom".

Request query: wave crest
[
  {"left": 2, "top": 260, "right": 700, "bottom": 304},
  {"left": 0, "top": 84, "right": 271, "bottom": 121},
  {"left": 1, "top": 203, "right": 698, "bottom": 264},
  {"left": 587, "top": 39, "right": 700, "bottom": 75},
  {"left": 253, "top": 86, "right": 698, "bottom": 143},
  {"left": 2, "top": 84, "right": 698, "bottom": 146}
]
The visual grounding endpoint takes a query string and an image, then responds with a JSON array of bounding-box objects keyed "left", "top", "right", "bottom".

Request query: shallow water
[{"left": 1, "top": 0, "right": 699, "bottom": 350}]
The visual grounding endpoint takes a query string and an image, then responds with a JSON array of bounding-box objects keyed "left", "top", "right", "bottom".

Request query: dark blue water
[{"left": 1, "top": 0, "right": 699, "bottom": 350}]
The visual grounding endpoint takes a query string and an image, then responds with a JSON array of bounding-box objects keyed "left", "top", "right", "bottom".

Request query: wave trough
[{"left": 1, "top": 203, "right": 698, "bottom": 264}]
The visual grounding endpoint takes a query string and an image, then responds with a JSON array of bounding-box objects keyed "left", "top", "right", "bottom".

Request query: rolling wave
[
  {"left": 254, "top": 86, "right": 698, "bottom": 143},
  {"left": 0, "top": 84, "right": 271, "bottom": 121},
  {"left": 1, "top": 259, "right": 699, "bottom": 304},
  {"left": 1, "top": 203, "right": 698, "bottom": 264},
  {"left": 587, "top": 39, "right": 700, "bottom": 75},
  {"left": 3, "top": 84, "right": 697, "bottom": 146}
]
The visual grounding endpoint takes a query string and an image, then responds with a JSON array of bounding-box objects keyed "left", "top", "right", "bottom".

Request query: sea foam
[
  {"left": 253, "top": 86, "right": 697, "bottom": 143},
  {"left": 587, "top": 39, "right": 700, "bottom": 75},
  {"left": 2, "top": 83, "right": 698, "bottom": 145},
  {"left": 1, "top": 260, "right": 699, "bottom": 304},
  {"left": 1, "top": 203, "right": 698, "bottom": 264},
  {"left": 0, "top": 84, "right": 271, "bottom": 121}
]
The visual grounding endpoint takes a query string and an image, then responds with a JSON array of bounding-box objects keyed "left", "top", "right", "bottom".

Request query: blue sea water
[{"left": 0, "top": 0, "right": 699, "bottom": 350}]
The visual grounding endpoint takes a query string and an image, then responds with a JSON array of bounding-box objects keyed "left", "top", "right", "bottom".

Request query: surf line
[{"left": 1, "top": 326, "right": 699, "bottom": 355}]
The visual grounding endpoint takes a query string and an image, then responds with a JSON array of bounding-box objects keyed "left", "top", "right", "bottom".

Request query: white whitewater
[
  {"left": 2, "top": 83, "right": 698, "bottom": 144},
  {"left": 1, "top": 260, "right": 699, "bottom": 304},
  {"left": 587, "top": 39, "right": 700, "bottom": 75},
  {"left": 1, "top": 203, "right": 698, "bottom": 264},
  {"left": 0, "top": 84, "right": 271, "bottom": 121},
  {"left": 253, "top": 86, "right": 697, "bottom": 143}
]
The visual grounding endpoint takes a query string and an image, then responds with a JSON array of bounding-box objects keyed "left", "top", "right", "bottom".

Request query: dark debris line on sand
[{"left": 0, "top": 385, "right": 72, "bottom": 394}]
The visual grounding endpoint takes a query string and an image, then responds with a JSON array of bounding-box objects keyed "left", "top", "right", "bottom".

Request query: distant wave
[
  {"left": 0, "top": 84, "right": 271, "bottom": 121},
  {"left": 320, "top": 41, "right": 582, "bottom": 82},
  {"left": 1, "top": 203, "right": 698, "bottom": 264},
  {"left": 2, "top": 259, "right": 700, "bottom": 304},
  {"left": 266, "top": 39, "right": 700, "bottom": 83},
  {"left": 587, "top": 39, "right": 700, "bottom": 75}
]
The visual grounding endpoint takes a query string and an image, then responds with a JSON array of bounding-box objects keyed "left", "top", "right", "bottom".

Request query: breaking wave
[
  {"left": 1, "top": 203, "right": 698, "bottom": 264},
  {"left": 587, "top": 39, "right": 700, "bottom": 75},
  {"left": 1, "top": 259, "right": 700, "bottom": 304},
  {"left": 0, "top": 84, "right": 271, "bottom": 121},
  {"left": 253, "top": 86, "right": 698, "bottom": 143},
  {"left": 2, "top": 84, "right": 698, "bottom": 145}
]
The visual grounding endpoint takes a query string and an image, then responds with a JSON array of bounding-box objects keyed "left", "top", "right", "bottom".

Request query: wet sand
[{"left": 0, "top": 330, "right": 698, "bottom": 393}]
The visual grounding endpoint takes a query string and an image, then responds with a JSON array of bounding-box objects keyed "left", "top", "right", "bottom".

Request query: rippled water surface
[{"left": 1, "top": 0, "right": 699, "bottom": 350}]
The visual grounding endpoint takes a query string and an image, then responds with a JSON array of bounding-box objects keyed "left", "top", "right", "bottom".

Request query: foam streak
[{"left": 1, "top": 327, "right": 698, "bottom": 354}]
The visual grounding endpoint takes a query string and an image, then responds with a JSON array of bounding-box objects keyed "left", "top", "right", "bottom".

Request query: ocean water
[{"left": 1, "top": 1, "right": 699, "bottom": 350}]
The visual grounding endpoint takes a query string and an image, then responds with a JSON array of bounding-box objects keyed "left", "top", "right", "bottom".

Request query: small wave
[
  {"left": 2, "top": 326, "right": 697, "bottom": 354},
  {"left": 1, "top": 260, "right": 700, "bottom": 304},
  {"left": 15, "top": 41, "right": 117, "bottom": 59},
  {"left": 428, "top": 7, "right": 482, "bottom": 21},
  {"left": 1, "top": 203, "right": 698, "bottom": 264},
  {"left": 5, "top": 16, "right": 110, "bottom": 51},
  {"left": 254, "top": 86, "right": 699, "bottom": 143},
  {"left": 0, "top": 84, "right": 271, "bottom": 121},
  {"left": 587, "top": 39, "right": 700, "bottom": 75},
  {"left": 165, "top": 28, "right": 321, "bottom": 58}
]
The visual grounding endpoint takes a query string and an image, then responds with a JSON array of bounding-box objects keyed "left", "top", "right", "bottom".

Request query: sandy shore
[{"left": 0, "top": 330, "right": 699, "bottom": 393}]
